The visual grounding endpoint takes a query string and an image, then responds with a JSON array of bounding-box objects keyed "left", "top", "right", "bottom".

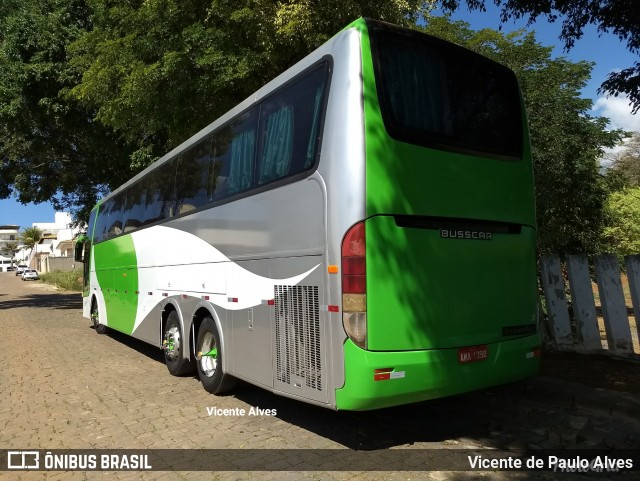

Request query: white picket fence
[{"left": 539, "top": 254, "right": 640, "bottom": 356}]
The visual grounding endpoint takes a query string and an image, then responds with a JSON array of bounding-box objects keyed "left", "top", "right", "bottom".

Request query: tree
[
  {"left": 423, "top": 16, "right": 625, "bottom": 255},
  {"left": 0, "top": 241, "right": 19, "bottom": 263},
  {"left": 605, "top": 132, "right": 640, "bottom": 189},
  {"left": 68, "top": 0, "right": 433, "bottom": 163},
  {"left": 603, "top": 187, "right": 640, "bottom": 257},
  {"left": 0, "top": 0, "right": 138, "bottom": 221},
  {"left": 20, "top": 226, "right": 43, "bottom": 257},
  {"left": 439, "top": 1, "right": 640, "bottom": 113},
  {"left": 1, "top": 1, "right": 433, "bottom": 222}
]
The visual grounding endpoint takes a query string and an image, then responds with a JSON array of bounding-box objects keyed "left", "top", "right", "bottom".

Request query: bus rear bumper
[{"left": 335, "top": 335, "right": 540, "bottom": 410}]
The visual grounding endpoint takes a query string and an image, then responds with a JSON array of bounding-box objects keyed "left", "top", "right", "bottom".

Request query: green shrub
[
  {"left": 40, "top": 269, "right": 83, "bottom": 292},
  {"left": 604, "top": 187, "right": 640, "bottom": 258}
]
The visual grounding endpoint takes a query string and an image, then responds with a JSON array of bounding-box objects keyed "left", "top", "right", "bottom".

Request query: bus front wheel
[
  {"left": 91, "top": 300, "right": 107, "bottom": 335},
  {"left": 196, "top": 316, "right": 235, "bottom": 394}
]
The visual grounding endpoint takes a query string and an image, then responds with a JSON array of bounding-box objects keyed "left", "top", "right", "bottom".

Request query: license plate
[{"left": 458, "top": 345, "right": 488, "bottom": 364}]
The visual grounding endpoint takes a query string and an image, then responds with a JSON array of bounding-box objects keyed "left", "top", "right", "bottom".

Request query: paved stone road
[{"left": 0, "top": 273, "right": 638, "bottom": 481}]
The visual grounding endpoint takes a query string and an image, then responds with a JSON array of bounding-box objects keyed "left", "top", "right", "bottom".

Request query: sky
[{"left": 0, "top": 3, "right": 638, "bottom": 229}]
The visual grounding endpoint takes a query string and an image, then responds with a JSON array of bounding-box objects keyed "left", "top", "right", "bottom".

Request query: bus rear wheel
[
  {"left": 196, "top": 316, "right": 235, "bottom": 394},
  {"left": 163, "top": 311, "right": 194, "bottom": 376},
  {"left": 91, "top": 300, "right": 107, "bottom": 334}
]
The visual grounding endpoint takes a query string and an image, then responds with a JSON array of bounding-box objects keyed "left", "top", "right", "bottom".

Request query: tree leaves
[
  {"left": 20, "top": 225, "right": 43, "bottom": 252},
  {"left": 0, "top": 0, "right": 136, "bottom": 221},
  {"left": 1, "top": 1, "right": 433, "bottom": 221},
  {"left": 604, "top": 187, "right": 640, "bottom": 257},
  {"left": 68, "top": 0, "right": 433, "bottom": 159},
  {"left": 605, "top": 132, "right": 640, "bottom": 189}
]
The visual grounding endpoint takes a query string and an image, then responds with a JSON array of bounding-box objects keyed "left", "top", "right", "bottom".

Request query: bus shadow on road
[
  {"left": 230, "top": 380, "right": 530, "bottom": 450},
  {"left": 0, "top": 292, "right": 82, "bottom": 310},
  {"left": 100, "top": 328, "right": 166, "bottom": 364},
  {"left": 84, "top": 321, "right": 537, "bottom": 452},
  {"left": 94, "top": 324, "right": 531, "bottom": 451}
]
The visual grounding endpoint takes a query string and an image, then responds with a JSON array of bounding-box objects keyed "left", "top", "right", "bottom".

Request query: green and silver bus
[{"left": 75, "top": 18, "right": 540, "bottom": 410}]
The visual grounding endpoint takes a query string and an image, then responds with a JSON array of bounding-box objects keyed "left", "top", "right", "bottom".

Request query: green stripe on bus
[{"left": 94, "top": 235, "right": 139, "bottom": 335}]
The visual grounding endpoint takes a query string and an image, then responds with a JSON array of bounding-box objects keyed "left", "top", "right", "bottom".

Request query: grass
[{"left": 40, "top": 269, "right": 83, "bottom": 292}]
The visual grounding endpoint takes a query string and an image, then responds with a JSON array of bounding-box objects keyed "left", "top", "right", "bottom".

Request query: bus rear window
[{"left": 370, "top": 23, "right": 523, "bottom": 160}]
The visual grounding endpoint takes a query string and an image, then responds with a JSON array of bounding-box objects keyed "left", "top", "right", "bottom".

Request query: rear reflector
[
  {"left": 373, "top": 368, "right": 406, "bottom": 381},
  {"left": 526, "top": 347, "right": 542, "bottom": 359},
  {"left": 374, "top": 368, "right": 392, "bottom": 381}
]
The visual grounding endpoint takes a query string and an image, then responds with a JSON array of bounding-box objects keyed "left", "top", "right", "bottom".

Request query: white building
[
  {"left": 34, "top": 212, "right": 80, "bottom": 258},
  {"left": 16, "top": 212, "right": 83, "bottom": 273},
  {"left": 0, "top": 225, "right": 20, "bottom": 271},
  {"left": 0, "top": 224, "right": 20, "bottom": 250},
  {"left": 1, "top": 213, "right": 82, "bottom": 272}
]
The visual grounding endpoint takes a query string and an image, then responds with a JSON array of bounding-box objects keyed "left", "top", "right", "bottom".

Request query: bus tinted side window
[
  {"left": 84, "top": 209, "right": 97, "bottom": 288},
  {"left": 212, "top": 109, "right": 258, "bottom": 200},
  {"left": 257, "top": 63, "right": 328, "bottom": 186},
  {"left": 175, "top": 139, "right": 213, "bottom": 214},
  {"left": 146, "top": 159, "right": 177, "bottom": 223},
  {"left": 122, "top": 180, "right": 145, "bottom": 232},
  {"left": 93, "top": 61, "right": 330, "bottom": 242},
  {"left": 94, "top": 201, "right": 109, "bottom": 243},
  {"left": 94, "top": 195, "right": 125, "bottom": 242},
  {"left": 107, "top": 194, "right": 126, "bottom": 239}
]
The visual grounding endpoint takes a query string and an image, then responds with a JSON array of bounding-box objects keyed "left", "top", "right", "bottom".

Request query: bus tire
[
  {"left": 196, "top": 316, "right": 236, "bottom": 394},
  {"left": 91, "top": 299, "right": 108, "bottom": 335},
  {"left": 163, "top": 311, "right": 194, "bottom": 376}
]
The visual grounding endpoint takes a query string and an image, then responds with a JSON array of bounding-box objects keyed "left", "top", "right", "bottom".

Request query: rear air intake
[{"left": 274, "top": 285, "right": 322, "bottom": 391}]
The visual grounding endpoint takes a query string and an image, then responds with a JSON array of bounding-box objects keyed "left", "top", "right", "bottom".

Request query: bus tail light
[{"left": 342, "top": 222, "right": 367, "bottom": 349}]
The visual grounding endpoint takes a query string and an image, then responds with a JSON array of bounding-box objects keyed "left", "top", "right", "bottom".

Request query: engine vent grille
[{"left": 274, "top": 285, "right": 321, "bottom": 391}]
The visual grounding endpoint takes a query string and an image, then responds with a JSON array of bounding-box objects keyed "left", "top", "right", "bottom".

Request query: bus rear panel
[{"left": 336, "top": 19, "right": 539, "bottom": 410}]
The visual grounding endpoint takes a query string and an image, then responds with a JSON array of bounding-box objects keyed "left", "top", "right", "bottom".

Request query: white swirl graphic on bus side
[{"left": 129, "top": 225, "right": 320, "bottom": 332}]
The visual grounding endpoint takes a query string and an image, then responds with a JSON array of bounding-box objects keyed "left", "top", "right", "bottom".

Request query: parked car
[
  {"left": 22, "top": 269, "right": 39, "bottom": 281},
  {"left": 15, "top": 265, "right": 28, "bottom": 276},
  {"left": 6, "top": 265, "right": 16, "bottom": 271}
]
